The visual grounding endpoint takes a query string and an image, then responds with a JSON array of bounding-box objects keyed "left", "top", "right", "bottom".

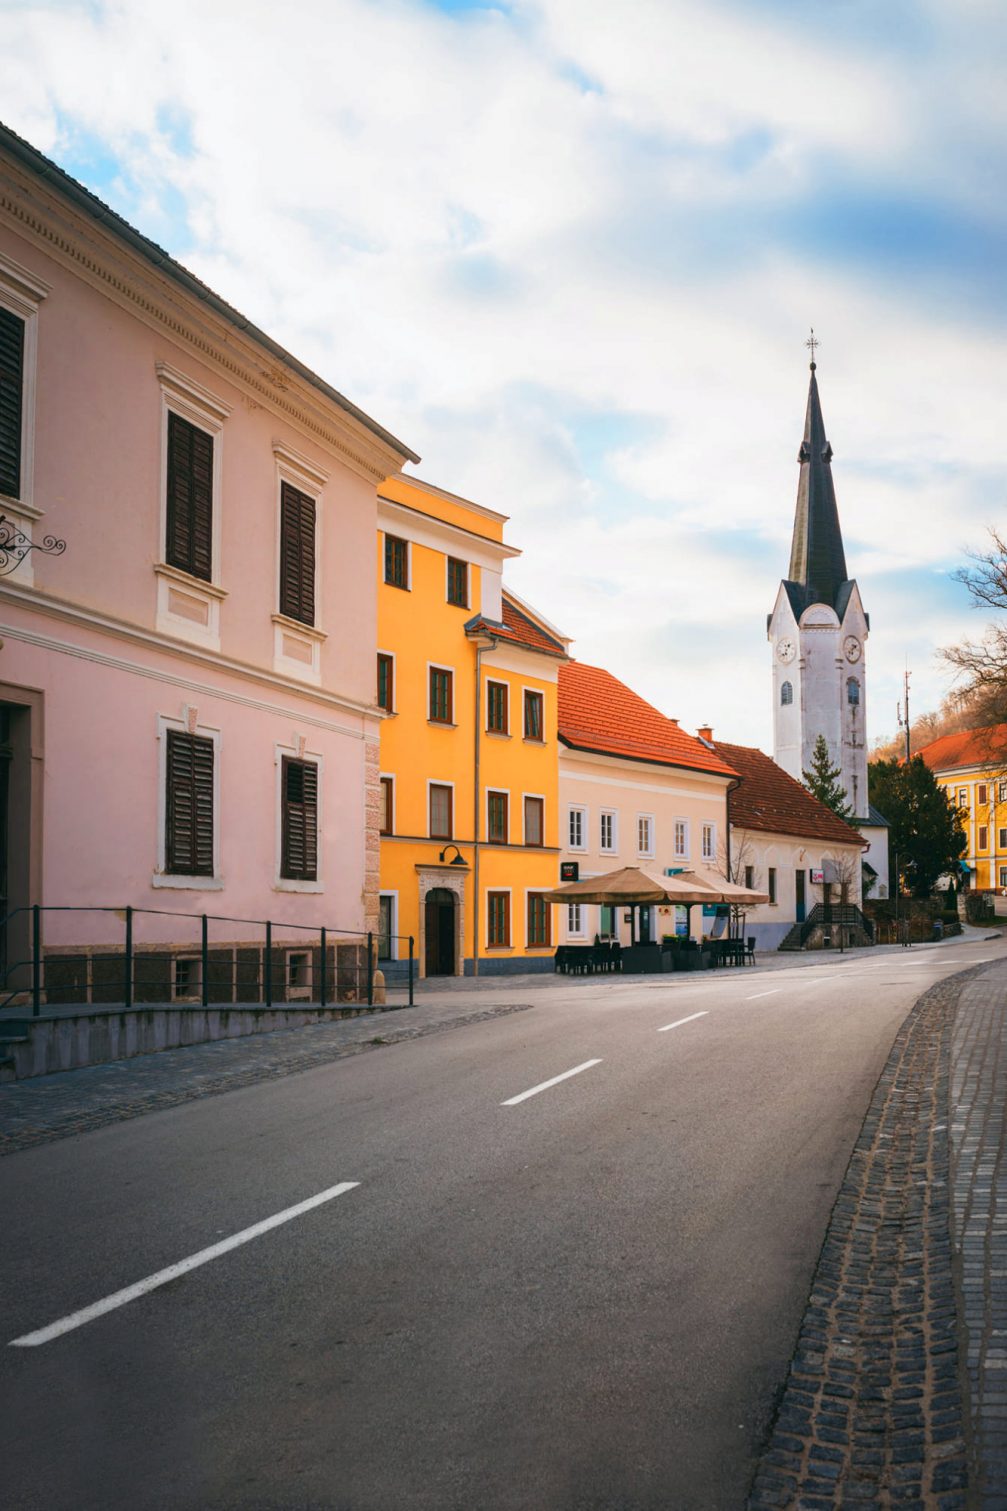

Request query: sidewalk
[{"left": 750, "top": 955, "right": 1007, "bottom": 1509}]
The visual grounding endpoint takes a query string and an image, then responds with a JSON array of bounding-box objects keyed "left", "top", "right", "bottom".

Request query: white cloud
[{"left": 2, "top": 0, "right": 1006, "bottom": 757}]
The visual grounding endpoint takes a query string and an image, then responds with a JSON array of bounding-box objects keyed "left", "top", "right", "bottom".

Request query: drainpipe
[{"left": 472, "top": 634, "right": 498, "bottom": 977}]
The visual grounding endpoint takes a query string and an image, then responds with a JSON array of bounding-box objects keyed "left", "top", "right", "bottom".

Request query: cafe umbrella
[{"left": 542, "top": 865, "right": 769, "bottom": 946}]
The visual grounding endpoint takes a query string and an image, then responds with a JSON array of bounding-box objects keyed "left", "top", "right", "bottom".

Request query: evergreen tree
[
  {"left": 803, "top": 735, "right": 854, "bottom": 821},
  {"left": 868, "top": 756, "right": 968, "bottom": 897}
]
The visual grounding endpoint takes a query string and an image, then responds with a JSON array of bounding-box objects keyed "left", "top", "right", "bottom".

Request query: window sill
[
  {"left": 485, "top": 731, "right": 512, "bottom": 740},
  {"left": 428, "top": 720, "right": 458, "bottom": 729},
  {"left": 447, "top": 600, "right": 470, "bottom": 610},
  {"left": 0, "top": 495, "right": 44, "bottom": 522},
  {"left": 274, "top": 878, "right": 324, "bottom": 894},
  {"left": 151, "top": 872, "right": 224, "bottom": 891},
  {"left": 484, "top": 946, "right": 513, "bottom": 952},
  {"left": 271, "top": 612, "right": 326, "bottom": 642},
  {"left": 523, "top": 738, "right": 547, "bottom": 746}
]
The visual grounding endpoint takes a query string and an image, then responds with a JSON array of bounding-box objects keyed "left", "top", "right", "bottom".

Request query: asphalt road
[{"left": 2, "top": 940, "right": 999, "bottom": 1511}]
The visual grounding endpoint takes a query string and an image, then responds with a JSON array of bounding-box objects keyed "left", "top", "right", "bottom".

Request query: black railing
[
  {"left": 0, "top": 904, "right": 416, "bottom": 1016},
  {"left": 798, "top": 902, "right": 876, "bottom": 948}
]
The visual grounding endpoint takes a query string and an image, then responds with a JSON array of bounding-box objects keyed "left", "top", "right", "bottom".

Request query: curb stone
[{"left": 748, "top": 968, "right": 984, "bottom": 1510}]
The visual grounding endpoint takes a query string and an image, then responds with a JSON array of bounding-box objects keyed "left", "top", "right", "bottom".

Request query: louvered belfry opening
[
  {"left": 0, "top": 305, "right": 24, "bottom": 500},
  {"left": 166, "top": 411, "right": 213, "bottom": 582},
  {"left": 279, "top": 481, "right": 316, "bottom": 625},
  {"left": 165, "top": 730, "right": 214, "bottom": 876},
  {"left": 281, "top": 756, "right": 318, "bottom": 881}
]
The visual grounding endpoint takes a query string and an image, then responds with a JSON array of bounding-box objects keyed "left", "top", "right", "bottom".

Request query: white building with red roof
[{"left": 557, "top": 662, "right": 738, "bottom": 947}]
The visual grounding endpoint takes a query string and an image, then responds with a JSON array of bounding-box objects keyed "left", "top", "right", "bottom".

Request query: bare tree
[
  {"left": 719, "top": 829, "right": 760, "bottom": 939},
  {"left": 820, "top": 850, "right": 862, "bottom": 952},
  {"left": 941, "top": 528, "right": 1007, "bottom": 743}
]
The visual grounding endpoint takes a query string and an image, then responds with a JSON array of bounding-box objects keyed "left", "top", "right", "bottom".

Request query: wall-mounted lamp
[{"left": 438, "top": 844, "right": 467, "bottom": 866}]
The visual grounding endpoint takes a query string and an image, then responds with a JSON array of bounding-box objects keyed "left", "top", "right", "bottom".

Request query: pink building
[{"left": 0, "top": 124, "right": 416, "bottom": 1001}]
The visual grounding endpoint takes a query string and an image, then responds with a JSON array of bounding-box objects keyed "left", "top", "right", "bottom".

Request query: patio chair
[{"left": 745, "top": 936, "right": 756, "bottom": 965}]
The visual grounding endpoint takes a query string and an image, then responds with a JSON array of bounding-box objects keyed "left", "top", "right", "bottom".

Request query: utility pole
[{"left": 896, "top": 667, "right": 912, "bottom": 762}]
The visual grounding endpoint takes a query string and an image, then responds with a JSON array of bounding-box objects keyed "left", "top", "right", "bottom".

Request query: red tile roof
[
  {"left": 917, "top": 724, "right": 1007, "bottom": 773},
  {"left": 466, "top": 594, "right": 567, "bottom": 657},
  {"left": 558, "top": 662, "right": 738, "bottom": 777},
  {"left": 711, "top": 740, "right": 866, "bottom": 847}
]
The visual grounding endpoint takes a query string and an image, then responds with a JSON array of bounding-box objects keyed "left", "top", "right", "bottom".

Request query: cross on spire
[{"left": 805, "top": 328, "right": 820, "bottom": 368}]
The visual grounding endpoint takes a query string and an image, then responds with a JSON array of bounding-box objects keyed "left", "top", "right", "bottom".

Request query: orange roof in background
[
  {"left": 466, "top": 593, "right": 568, "bottom": 658},
  {"left": 712, "top": 740, "right": 866, "bottom": 847},
  {"left": 558, "top": 662, "right": 738, "bottom": 777},
  {"left": 917, "top": 724, "right": 1007, "bottom": 773}
]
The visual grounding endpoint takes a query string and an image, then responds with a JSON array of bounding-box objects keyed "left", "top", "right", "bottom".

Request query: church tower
[{"left": 768, "top": 353, "right": 870, "bottom": 821}]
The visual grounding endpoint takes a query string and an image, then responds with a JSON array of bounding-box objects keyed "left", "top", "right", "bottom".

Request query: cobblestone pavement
[
  {"left": 0, "top": 1000, "right": 532, "bottom": 1156},
  {"left": 949, "top": 970, "right": 1007, "bottom": 1507},
  {"left": 749, "top": 968, "right": 978, "bottom": 1510}
]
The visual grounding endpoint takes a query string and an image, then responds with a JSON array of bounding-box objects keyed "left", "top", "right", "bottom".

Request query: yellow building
[
  {"left": 919, "top": 725, "right": 1007, "bottom": 891},
  {"left": 376, "top": 474, "right": 568, "bottom": 977}
]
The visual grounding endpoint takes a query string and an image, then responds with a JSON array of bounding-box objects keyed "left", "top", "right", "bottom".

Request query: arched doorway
[{"left": 424, "top": 887, "right": 456, "bottom": 976}]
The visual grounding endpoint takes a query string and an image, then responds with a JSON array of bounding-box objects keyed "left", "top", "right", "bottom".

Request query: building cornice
[
  {"left": 0, "top": 143, "right": 417, "bottom": 485},
  {"left": 0, "top": 580, "right": 381, "bottom": 723}
]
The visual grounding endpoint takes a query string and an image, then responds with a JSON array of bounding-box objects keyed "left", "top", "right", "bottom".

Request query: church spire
[{"left": 786, "top": 352, "right": 849, "bottom": 614}]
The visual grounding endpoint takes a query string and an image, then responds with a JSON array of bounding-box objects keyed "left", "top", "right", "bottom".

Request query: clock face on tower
[
  {"left": 777, "top": 638, "right": 796, "bottom": 664},
  {"left": 844, "top": 636, "right": 862, "bottom": 663}
]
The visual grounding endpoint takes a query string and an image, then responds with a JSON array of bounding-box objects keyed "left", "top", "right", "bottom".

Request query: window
[
  {"left": 999, "top": 828, "right": 1007, "bottom": 850},
  {"left": 1001, "top": 867, "right": 1007, "bottom": 888},
  {"left": 377, "top": 653, "right": 394, "bottom": 712},
  {"left": 638, "top": 815, "right": 654, "bottom": 856},
  {"left": 959, "top": 788, "right": 968, "bottom": 808},
  {"left": 567, "top": 902, "right": 584, "bottom": 936},
  {"left": 999, "top": 782, "right": 1007, "bottom": 804},
  {"left": 447, "top": 556, "right": 468, "bottom": 607},
  {"left": 280, "top": 758, "right": 318, "bottom": 881},
  {"left": 847, "top": 678, "right": 860, "bottom": 706},
  {"left": 781, "top": 681, "right": 793, "bottom": 706},
  {"left": 527, "top": 893, "right": 551, "bottom": 947},
  {"left": 378, "top": 896, "right": 394, "bottom": 960},
  {"left": 384, "top": 533, "right": 408, "bottom": 588},
  {"left": 429, "top": 667, "right": 453, "bottom": 724},
  {"left": 166, "top": 411, "right": 214, "bottom": 582},
  {"left": 568, "top": 806, "right": 585, "bottom": 850},
  {"left": 488, "top": 891, "right": 510, "bottom": 947},
  {"left": 600, "top": 904, "right": 615, "bottom": 937},
  {"left": 600, "top": 810, "right": 616, "bottom": 853},
  {"left": 173, "top": 957, "right": 201, "bottom": 1001},
  {"left": 0, "top": 304, "right": 24, "bottom": 500},
  {"left": 979, "top": 783, "right": 989, "bottom": 806},
  {"left": 165, "top": 730, "right": 215, "bottom": 876},
  {"left": 744, "top": 864, "right": 754, "bottom": 890},
  {"left": 278, "top": 482, "right": 316, "bottom": 626},
  {"left": 702, "top": 823, "right": 715, "bottom": 861},
  {"left": 379, "top": 777, "right": 394, "bottom": 836},
  {"left": 524, "top": 690, "right": 544, "bottom": 741},
  {"left": 674, "top": 820, "right": 689, "bottom": 858},
  {"left": 979, "top": 826, "right": 989, "bottom": 850},
  {"left": 768, "top": 867, "right": 777, "bottom": 904},
  {"left": 287, "top": 952, "right": 310, "bottom": 996},
  {"left": 488, "top": 790, "right": 508, "bottom": 844},
  {"left": 429, "top": 783, "right": 453, "bottom": 839},
  {"left": 524, "top": 796, "right": 544, "bottom": 846},
  {"left": 487, "top": 681, "right": 509, "bottom": 734}
]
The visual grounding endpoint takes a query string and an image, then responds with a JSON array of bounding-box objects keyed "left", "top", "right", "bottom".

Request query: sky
[{"left": 3, "top": 0, "right": 1006, "bottom": 752}]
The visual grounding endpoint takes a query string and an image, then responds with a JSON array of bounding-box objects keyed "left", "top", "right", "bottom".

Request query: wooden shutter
[
  {"left": 166, "top": 730, "right": 214, "bottom": 876},
  {"left": 282, "top": 757, "right": 318, "bottom": 880},
  {"left": 166, "top": 412, "right": 213, "bottom": 581},
  {"left": 0, "top": 306, "right": 24, "bottom": 500},
  {"left": 279, "top": 482, "right": 316, "bottom": 626}
]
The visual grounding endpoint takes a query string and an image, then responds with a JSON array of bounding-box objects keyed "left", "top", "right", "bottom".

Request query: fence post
[
  {"left": 265, "top": 920, "right": 272, "bottom": 1007},
  {"left": 319, "top": 927, "right": 327, "bottom": 1008},
  {"left": 408, "top": 935, "right": 414, "bottom": 1008},
  {"left": 201, "top": 915, "right": 209, "bottom": 1008},
  {"left": 366, "top": 931, "right": 374, "bottom": 1007},
  {"left": 32, "top": 903, "right": 41, "bottom": 1017},
  {"left": 124, "top": 905, "right": 133, "bottom": 1010}
]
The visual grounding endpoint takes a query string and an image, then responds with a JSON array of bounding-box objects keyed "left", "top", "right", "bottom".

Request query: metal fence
[{"left": 0, "top": 905, "right": 415, "bottom": 1015}]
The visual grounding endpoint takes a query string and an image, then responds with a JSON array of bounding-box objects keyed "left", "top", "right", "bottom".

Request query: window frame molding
[
  {"left": 379, "top": 772, "right": 395, "bottom": 837},
  {"left": 383, "top": 531, "right": 411, "bottom": 590},
  {"left": 378, "top": 891, "right": 399, "bottom": 960},
  {"left": 522, "top": 792, "right": 546, "bottom": 847},
  {"left": 445, "top": 554, "right": 470, "bottom": 608},
  {"left": 428, "top": 778, "right": 455, "bottom": 840},
  {"left": 600, "top": 807, "right": 618, "bottom": 855},
  {"left": 0, "top": 250, "right": 50, "bottom": 545},
  {"left": 155, "top": 363, "right": 230, "bottom": 650},
  {"left": 274, "top": 742, "right": 325, "bottom": 893},
  {"left": 272, "top": 445, "right": 326, "bottom": 683},
  {"left": 637, "top": 811, "right": 655, "bottom": 859},
  {"left": 486, "top": 887, "right": 512, "bottom": 949},
  {"left": 524, "top": 888, "right": 553, "bottom": 949},
  {"left": 701, "top": 821, "right": 716, "bottom": 863},
  {"left": 376, "top": 651, "right": 396, "bottom": 714},
  {"left": 485, "top": 678, "right": 510, "bottom": 736},
  {"left": 522, "top": 686, "right": 545, "bottom": 743},
  {"left": 566, "top": 901, "right": 587, "bottom": 939},
  {"left": 486, "top": 786, "right": 510, "bottom": 845},
  {"left": 153, "top": 711, "right": 223, "bottom": 890},
  {"left": 427, "top": 662, "right": 455, "bottom": 726},
  {"left": 568, "top": 804, "right": 587, "bottom": 852}
]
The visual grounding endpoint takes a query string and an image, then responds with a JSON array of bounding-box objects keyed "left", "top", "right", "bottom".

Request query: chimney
[{"left": 697, "top": 724, "right": 714, "bottom": 745}]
